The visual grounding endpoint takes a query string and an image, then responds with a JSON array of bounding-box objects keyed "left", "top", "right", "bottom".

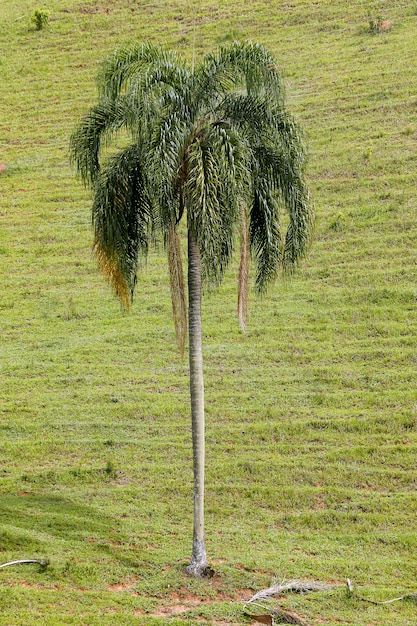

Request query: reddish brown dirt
[
  {"left": 379, "top": 20, "right": 392, "bottom": 31},
  {"left": 126, "top": 582, "right": 252, "bottom": 623}
]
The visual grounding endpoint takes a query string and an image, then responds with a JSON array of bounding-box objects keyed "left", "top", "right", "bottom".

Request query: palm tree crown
[
  {"left": 70, "top": 40, "right": 313, "bottom": 577},
  {"left": 71, "top": 41, "right": 313, "bottom": 335}
]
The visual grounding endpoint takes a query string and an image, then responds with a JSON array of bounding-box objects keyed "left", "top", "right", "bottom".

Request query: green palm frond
[
  {"left": 249, "top": 177, "right": 283, "bottom": 292},
  {"left": 185, "top": 120, "right": 244, "bottom": 286},
  {"left": 70, "top": 97, "right": 134, "bottom": 187},
  {"left": 149, "top": 110, "right": 191, "bottom": 229},
  {"left": 97, "top": 42, "right": 180, "bottom": 100},
  {"left": 71, "top": 40, "right": 313, "bottom": 331},
  {"left": 217, "top": 93, "right": 271, "bottom": 136},
  {"left": 98, "top": 42, "right": 192, "bottom": 126},
  {"left": 283, "top": 185, "right": 314, "bottom": 270},
  {"left": 92, "top": 144, "right": 154, "bottom": 306},
  {"left": 238, "top": 205, "right": 250, "bottom": 331},
  {"left": 254, "top": 141, "right": 313, "bottom": 273},
  {"left": 217, "top": 40, "right": 283, "bottom": 99},
  {"left": 195, "top": 40, "right": 284, "bottom": 111}
]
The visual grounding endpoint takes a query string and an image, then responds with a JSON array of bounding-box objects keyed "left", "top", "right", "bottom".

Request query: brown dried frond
[
  {"left": 93, "top": 237, "right": 131, "bottom": 309},
  {"left": 168, "top": 224, "right": 187, "bottom": 356}
]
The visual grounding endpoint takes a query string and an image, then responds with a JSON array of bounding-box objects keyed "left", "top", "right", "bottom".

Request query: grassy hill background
[{"left": 1, "top": 1, "right": 416, "bottom": 624}]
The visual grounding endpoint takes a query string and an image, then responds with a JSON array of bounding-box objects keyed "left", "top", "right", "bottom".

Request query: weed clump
[
  {"left": 105, "top": 460, "right": 117, "bottom": 478},
  {"left": 367, "top": 12, "right": 391, "bottom": 34},
  {"left": 31, "top": 8, "right": 50, "bottom": 30}
]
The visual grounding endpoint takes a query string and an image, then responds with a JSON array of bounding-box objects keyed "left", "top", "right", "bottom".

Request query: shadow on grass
[{"left": 0, "top": 494, "right": 140, "bottom": 574}]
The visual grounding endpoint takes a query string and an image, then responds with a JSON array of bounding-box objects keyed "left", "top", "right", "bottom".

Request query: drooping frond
[
  {"left": 97, "top": 42, "right": 181, "bottom": 100},
  {"left": 253, "top": 137, "right": 313, "bottom": 275},
  {"left": 283, "top": 184, "right": 314, "bottom": 271},
  {"left": 237, "top": 205, "right": 249, "bottom": 332},
  {"left": 185, "top": 120, "right": 246, "bottom": 286},
  {"left": 249, "top": 174, "right": 283, "bottom": 292},
  {"left": 70, "top": 97, "right": 132, "bottom": 187},
  {"left": 167, "top": 224, "right": 187, "bottom": 356},
  {"left": 92, "top": 144, "right": 154, "bottom": 306},
  {"left": 217, "top": 40, "right": 284, "bottom": 99},
  {"left": 232, "top": 105, "right": 311, "bottom": 290},
  {"left": 121, "top": 61, "right": 193, "bottom": 142},
  {"left": 192, "top": 63, "right": 312, "bottom": 293},
  {"left": 218, "top": 93, "right": 272, "bottom": 137},
  {"left": 98, "top": 42, "right": 193, "bottom": 129},
  {"left": 93, "top": 238, "right": 131, "bottom": 309},
  {"left": 149, "top": 110, "right": 191, "bottom": 230},
  {"left": 193, "top": 41, "right": 285, "bottom": 115}
]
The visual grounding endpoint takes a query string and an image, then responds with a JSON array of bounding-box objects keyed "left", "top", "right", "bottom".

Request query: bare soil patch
[{"left": 132, "top": 584, "right": 251, "bottom": 622}]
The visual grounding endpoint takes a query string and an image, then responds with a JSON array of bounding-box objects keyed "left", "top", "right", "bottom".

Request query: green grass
[{"left": 1, "top": 0, "right": 417, "bottom": 624}]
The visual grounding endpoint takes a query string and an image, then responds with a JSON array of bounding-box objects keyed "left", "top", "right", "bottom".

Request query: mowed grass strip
[{"left": 1, "top": 0, "right": 416, "bottom": 624}]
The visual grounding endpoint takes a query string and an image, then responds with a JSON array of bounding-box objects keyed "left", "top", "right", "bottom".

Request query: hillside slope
[{"left": 0, "top": 1, "right": 416, "bottom": 624}]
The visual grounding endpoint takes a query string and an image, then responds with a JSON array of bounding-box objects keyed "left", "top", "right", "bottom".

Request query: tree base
[
  {"left": 185, "top": 562, "right": 215, "bottom": 579},
  {"left": 186, "top": 536, "right": 214, "bottom": 578}
]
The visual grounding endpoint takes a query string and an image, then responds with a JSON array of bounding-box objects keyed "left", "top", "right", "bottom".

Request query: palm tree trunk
[{"left": 186, "top": 230, "right": 208, "bottom": 577}]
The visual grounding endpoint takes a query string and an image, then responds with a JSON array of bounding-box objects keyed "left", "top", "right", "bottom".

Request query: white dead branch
[
  {"left": 0, "top": 559, "right": 48, "bottom": 569},
  {"left": 247, "top": 579, "right": 334, "bottom": 604}
]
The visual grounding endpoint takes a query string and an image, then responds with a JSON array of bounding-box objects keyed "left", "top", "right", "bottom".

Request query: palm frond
[
  {"left": 92, "top": 144, "right": 154, "bottom": 305},
  {"left": 70, "top": 97, "right": 133, "bottom": 187},
  {"left": 148, "top": 110, "right": 191, "bottom": 229},
  {"left": 97, "top": 44, "right": 193, "bottom": 153},
  {"left": 249, "top": 178, "right": 283, "bottom": 292},
  {"left": 283, "top": 185, "right": 314, "bottom": 271},
  {"left": 167, "top": 224, "right": 187, "bottom": 356},
  {"left": 93, "top": 238, "right": 131, "bottom": 309},
  {"left": 217, "top": 93, "right": 271, "bottom": 136},
  {"left": 247, "top": 107, "right": 313, "bottom": 287},
  {"left": 98, "top": 42, "right": 179, "bottom": 100},
  {"left": 125, "top": 61, "right": 192, "bottom": 137},
  {"left": 218, "top": 40, "right": 283, "bottom": 100},
  {"left": 256, "top": 145, "right": 313, "bottom": 272},
  {"left": 185, "top": 121, "right": 245, "bottom": 286},
  {"left": 194, "top": 41, "right": 284, "bottom": 114},
  {"left": 237, "top": 205, "right": 249, "bottom": 331},
  {"left": 98, "top": 43, "right": 193, "bottom": 123}
]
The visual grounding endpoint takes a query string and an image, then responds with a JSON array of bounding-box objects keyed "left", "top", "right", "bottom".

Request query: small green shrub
[
  {"left": 367, "top": 11, "right": 391, "bottom": 34},
  {"left": 105, "top": 460, "right": 116, "bottom": 477},
  {"left": 368, "top": 13, "right": 383, "bottom": 33},
  {"left": 31, "top": 8, "right": 50, "bottom": 30}
]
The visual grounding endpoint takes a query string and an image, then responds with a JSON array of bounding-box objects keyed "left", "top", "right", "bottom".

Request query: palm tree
[{"left": 70, "top": 40, "right": 314, "bottom": 578}]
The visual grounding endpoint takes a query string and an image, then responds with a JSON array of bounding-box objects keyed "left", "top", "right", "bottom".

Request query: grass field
[{"left": 1, "top": 0, "right": 416, "bottom": 624}]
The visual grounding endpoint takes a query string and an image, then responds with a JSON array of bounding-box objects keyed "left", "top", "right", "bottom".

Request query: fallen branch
[
  {"left": 244, "top": 577, "right": 417, "bottom": 625},
  {"left": 248, "top": 580, "right": 333, "bottom": 604},
  {"left": 346, "top": 579, "right": 417, "bottom": 605},
  {"left": 0, "top": 559, "right": 48, "bottom": 570},
  {"left": 243, "top": 580, "right": 333, "bottom": 625}
]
